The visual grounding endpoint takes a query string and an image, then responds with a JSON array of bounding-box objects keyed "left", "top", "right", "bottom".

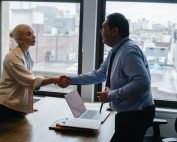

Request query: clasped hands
[
  {"left": 57, "top": 75, "right": 71, "bottom": 88},
  {"left": 56, "top": 75, "right": 110, "bottom": 104}
]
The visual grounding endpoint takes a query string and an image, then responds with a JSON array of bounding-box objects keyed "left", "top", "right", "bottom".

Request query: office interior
[{"left": 0, "top": 0, "right": 177, "bottom": 140}]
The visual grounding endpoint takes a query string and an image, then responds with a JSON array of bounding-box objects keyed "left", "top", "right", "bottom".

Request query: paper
[{"left": 55, "top": 118, "right": 101, "bottom": 130}]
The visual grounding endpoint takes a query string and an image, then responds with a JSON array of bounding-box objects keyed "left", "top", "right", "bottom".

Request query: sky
[
  {"left": 106, "top": 2, "right": 177, "bottom": 24},
  {"left": 8, "top": 1, "right": 177, "bottom": 25},
  {"left": 9, "top": 2, "right": 77, "bottom": 15}
]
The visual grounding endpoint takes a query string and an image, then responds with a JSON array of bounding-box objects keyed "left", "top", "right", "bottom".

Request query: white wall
[
  {"left": 81, "top": 0, "right": 98, "bottom": 102},
  {"left": 1, "top": 2, "right": 10, "bottom": 71}
]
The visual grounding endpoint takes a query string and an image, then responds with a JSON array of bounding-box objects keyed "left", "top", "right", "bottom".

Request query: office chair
[
  {"left": 162, "top": 117, "right": 177, "bottom": 142},
  {"left": 144, "top": 118, "right": 168, "bottom": 142}
]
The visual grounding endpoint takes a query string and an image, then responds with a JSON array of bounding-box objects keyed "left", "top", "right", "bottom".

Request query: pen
[
  {"left": 97, "top": 92, "right": 104, "bottom": 114},
  {"left": 100, "top": 101, "right": 103, "bottom": 114}
]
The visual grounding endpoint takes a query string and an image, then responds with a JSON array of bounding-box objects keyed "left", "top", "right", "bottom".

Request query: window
[
  {"left": 103, "top": 0, "right": 177, "bottom": 104},
  {"left": 1, "top": 1, "right": 82, "bottom": 95}
]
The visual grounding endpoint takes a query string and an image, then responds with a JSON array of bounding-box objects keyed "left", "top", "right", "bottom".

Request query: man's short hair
[{"left": 106, "top": 13, "right": 129, "bottom": 38}]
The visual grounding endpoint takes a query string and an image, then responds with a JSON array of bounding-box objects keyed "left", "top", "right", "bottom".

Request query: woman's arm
[{"left": 41, "top": 77, "right": 60, "bottom": 86}]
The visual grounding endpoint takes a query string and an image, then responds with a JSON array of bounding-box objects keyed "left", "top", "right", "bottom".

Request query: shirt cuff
[
  {"left": 33, "top": 76, "right": 45, "bottom": 89},
  {"left": 69, "top": 76, "right": 77, "bottom": 84},
  {"left": 108, "top": 90, "right": 117, "bottom": 101}
]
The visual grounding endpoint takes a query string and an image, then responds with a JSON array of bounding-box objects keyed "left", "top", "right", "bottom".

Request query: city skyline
[
  {"left": 106, "top": 2, "right": 177, "bottom": 25},
  {"left": 9, "top": 2, "right": 78, "bottom": 15}
]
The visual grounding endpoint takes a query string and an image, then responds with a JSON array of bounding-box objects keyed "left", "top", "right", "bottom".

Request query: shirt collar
[
  {"left": 12, "top": 46, "right": 35, "bottom": 64},
  {"left": 13, "top": 46, "right": 25, "bottom": 61},
  {"left": 112, "top": 37, "right": 129, "bottom": 53}
]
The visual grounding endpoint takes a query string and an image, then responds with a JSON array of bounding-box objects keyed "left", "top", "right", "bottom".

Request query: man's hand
[
  {"left": 58, "top": 75, "right": 71, "bottom": 88},
  {"left": 97, "top": 87, "right": 110, "bottom": 103}
]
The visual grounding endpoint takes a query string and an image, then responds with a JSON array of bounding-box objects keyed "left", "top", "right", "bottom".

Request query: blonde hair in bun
[{"left": 9, "top": 24, "right": 30, "bottom": 42}]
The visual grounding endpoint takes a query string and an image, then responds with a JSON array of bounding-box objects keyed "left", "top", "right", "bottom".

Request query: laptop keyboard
[{"left": 81, "top": 110, "right": 97, "bottom": 119}]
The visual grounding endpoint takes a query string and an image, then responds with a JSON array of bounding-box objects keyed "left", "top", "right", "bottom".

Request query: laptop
[{"left": 64, "top": 89, "right": 110, "bottom": 124}]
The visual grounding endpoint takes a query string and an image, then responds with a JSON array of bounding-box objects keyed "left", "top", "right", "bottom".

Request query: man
[{"left": 59, "top": 13, "right": 155, "bottom": 142}]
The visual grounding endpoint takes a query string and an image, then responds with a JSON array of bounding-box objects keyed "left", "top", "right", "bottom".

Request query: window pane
[
  {"left": 105, "top": 1, "right": 177, "bottom": 101},
  {"left": 2, "top": 1, "right": 80, "bottom": 93}
]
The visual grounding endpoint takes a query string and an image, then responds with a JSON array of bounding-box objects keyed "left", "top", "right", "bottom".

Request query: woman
[{"left": 0, "top": 24, "right": 60, "bottom": 120}]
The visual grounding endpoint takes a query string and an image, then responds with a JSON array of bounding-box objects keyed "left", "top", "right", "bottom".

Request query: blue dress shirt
[{"left": 70, "top": 37, "right": 154, "bottom": 112}]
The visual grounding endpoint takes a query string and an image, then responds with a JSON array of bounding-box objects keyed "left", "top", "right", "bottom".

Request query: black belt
[{"left": 143, "top": 105, "right": 155, "bottom": 111}]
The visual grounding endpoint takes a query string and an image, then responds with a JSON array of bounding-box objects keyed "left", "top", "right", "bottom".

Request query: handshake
[{"left": 57, "top": 75, "right": 71, "bottom": 88}]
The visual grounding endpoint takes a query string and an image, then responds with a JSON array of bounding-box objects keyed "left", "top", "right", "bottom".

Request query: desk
[{"left": 0, "top": 97, "right": 115, "bottom": 142}]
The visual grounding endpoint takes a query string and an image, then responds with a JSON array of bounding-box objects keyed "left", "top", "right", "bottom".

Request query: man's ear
[{"left": 112, "top": 27, "right": 119, "bottom": 36}]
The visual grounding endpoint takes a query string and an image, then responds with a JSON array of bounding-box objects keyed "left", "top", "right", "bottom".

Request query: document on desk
[{"left": 49, "top": 118, "right": 101, "bottom": 130}]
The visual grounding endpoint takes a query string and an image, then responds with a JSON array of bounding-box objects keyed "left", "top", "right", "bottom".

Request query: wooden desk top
[{"left": 0, "top": 97, "right": 115, "bottom": 142}]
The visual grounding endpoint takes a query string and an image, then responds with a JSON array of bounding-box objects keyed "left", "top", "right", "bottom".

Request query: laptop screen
[{"left": 65, "top": 90, "right": 86, "bottom": 118}]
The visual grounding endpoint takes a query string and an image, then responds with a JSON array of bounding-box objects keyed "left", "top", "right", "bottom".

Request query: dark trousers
[
  {"left": 110, "top": 105, "right": 155, "bottom": 142},
  {"left": 0, "top": 104, "right": 25, "bottom": 121}
]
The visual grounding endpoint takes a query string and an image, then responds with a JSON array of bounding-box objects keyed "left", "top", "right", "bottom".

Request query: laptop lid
[
  {"left": 65, "top": 89, "right": 111, "bottom": 124},
  {"left": 65, "top": 89, "right": 86, "bottom": 118}
]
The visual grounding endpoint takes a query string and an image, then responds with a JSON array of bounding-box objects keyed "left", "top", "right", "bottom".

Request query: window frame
[{"left": 0, "top": 0, "right": 83, "bottom": 97}]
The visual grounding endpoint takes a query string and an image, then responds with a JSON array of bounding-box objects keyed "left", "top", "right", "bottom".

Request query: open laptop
[{"left": 64, "top": 89, "right": 110, "bottom": 124}]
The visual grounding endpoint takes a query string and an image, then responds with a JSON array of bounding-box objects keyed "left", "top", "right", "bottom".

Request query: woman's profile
[{"left": 0, "top": 24, "right": 60, "bottom": 121}]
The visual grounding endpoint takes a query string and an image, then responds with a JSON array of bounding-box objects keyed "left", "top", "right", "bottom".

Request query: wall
[
  {"left": 81, "top": 0, "right": 98, "bottom": 102},
  {"left": 1, "top": 2, "right": 10, "bottom": 75}
]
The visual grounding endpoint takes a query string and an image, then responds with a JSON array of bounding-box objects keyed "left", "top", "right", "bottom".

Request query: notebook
[
  {"left": 58, "top": 118, "right": 100, "bottom": 129},
  {"left": 64, "top": 89, "right": 110, "bottom": 124},
  {"left": 49, "top": 117, "right": 101, "bottom": 131}
]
